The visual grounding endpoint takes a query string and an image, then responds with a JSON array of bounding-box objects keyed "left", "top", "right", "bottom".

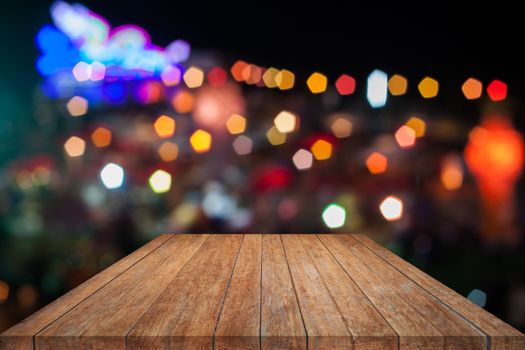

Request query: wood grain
[
  {"left": 1, "top": 233, "right": 523, "bottom": 350},
  {"left": 0, "top": 234, "right": 172, "bottom": 350}
]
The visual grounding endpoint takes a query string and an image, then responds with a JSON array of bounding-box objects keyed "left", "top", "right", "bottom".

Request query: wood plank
[
  {"left": 281, "top": 234, "right": 352, "bottom": 349},
  {"left": 318, "top": 234, "right": 487, "bottom": 350},
  {"left": 0, "top": 234, "right": 173, "bottom": 350},
  {"left": 214, "top": 234, "right": 261, "bottom": 350},
  {"left": 261, "top": 234, "right": 306, "bottom": 350},
  {"left": 127, "top": 234, "right": 243, "bottom": 350},
  {"left": 34, "top": 234, "right": 210, "bottom": 350},
  {"left": 298, "top": 234, "right": 398, "bottom": 349},
  {"left": 353, "top": 233, "right": 525, "bottom": 350}
]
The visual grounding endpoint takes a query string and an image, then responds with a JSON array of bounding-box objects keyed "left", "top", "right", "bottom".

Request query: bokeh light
[
  {"left": 148, "top": 169, "right": 172, "bottom": 194},
  {"left": 330, "top": 116, "right": 352, "bottom": 138},
  {"left": 275, "top": 69, "right": 295, "bottom": 90},
  {"left": 153, "top": 115, "right": 176, "bottom": 138},
  {"left": 226, "top": 114, "right": 247, "bottom": 134},
  {"left": 66, "top": 96, "right": 88, "bottom": 117},
  {"left": 322, "top": 204, "right": 346, "bottom": 229},
  {"left": 486, "top": 80, "right": 507, "bottom": 101},
  {"left": 418, "top": 77, "right": 439, "bottom": 98},
  {"left": 441, "top": 153, "right": 463, "bottom": 190},
  {"left": 190, "top": 129, "right": 212, "bottom": 153},
  {"left": 274, "top": 111, "right": 297, "bottom": 134},
  {"left": 243, "top": 64, "right": 262, "bottom": 85},
  {"left": 395, "top": 125, "right": 416, "bottom": 148},
  {"left": 166, "top": 39, "right": 190, "bottom": 63},
  {"left": 266, "top": 126, "right": 287, "bottom": 145},
  {"left": 193, "top": 84, "right": 245, "bottom": 130},
  {"left": 366, "top": 152, "right": 388, "bottom": 174},
  {"left": 90, "top": 61, "right": 105, "bottom": 81},
  {"left": 158, "top": 141, "right": 179, "bottom": 161},
  {"left": 64, "top": 136, "right": 86, "bottom": 157},
  {"left": 161, "top": 65, "right": 182, "bottom": 86},
  {"left": 310, "top": 139, "right": 333, "bottom": 160},
  {"left": 461, "top": 78, "right": 483, "bottom": 100},
  {"left": 405, "top": 117, "right": 426, "bottom": 138},
  {"left": 388, "top": 74, "right": 408, "bottom": 96},
  {"left": 335, "top": 74, "right": 356, "bottom": 95},
  {"left": 171, "top": 90, "right": 194, "bottom": 113},
  {"left": 232, "top": 135, "right": 253, "bottom": 155},
  {"left": 91, "top": 127, "right": 112, "bottom": 148},
  {"left": 72, "top": 61, "right": 91, "bottom": 81},
  {"left": 367, "top": 69, "right": 388, "bottom": 108},
  {"left": 467, "top": 289, "right": 487, "bottom": 308},
  {"left": 0, "top": 281, "right": 8, "bottom": 304},
  {"left": 292, "top": 149, "right": 313, "bottom": 170},
  {"left": 231, "top": 60, "right": 248, "bottom": 82},
  {"left": 183, "top": 66, "right": 204, "bottom": 88},
  {"left": 307, "top": 72, "right": 328, "bottom": 94},
  {"left": 207, "top": 67, "right": 227, "bottom": 87},
  {"left": 100, "top": 163, "right": 124, "bottom": 189},
  {"left": 262, "top": 67, "right": 279, "bottom": 88},
  {"left": 379, "top": 196, "right": 403, "bottom": 221}
]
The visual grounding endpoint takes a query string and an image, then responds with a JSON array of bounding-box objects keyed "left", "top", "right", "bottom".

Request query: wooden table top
[{"left": 1, "top": 234, "right": 523, "bottom": 350}]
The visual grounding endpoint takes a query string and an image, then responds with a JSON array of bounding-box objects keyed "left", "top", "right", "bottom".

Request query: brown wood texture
[{"left": 1, "top": 234, "right": 523, "bottom": 350}]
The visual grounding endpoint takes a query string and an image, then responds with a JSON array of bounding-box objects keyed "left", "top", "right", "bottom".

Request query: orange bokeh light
[
  {"left": 366, "top": 152, "right": 388, "bottom": 174},
  {"left": 91, "top": 127, "right": 112, "bottom": 148},
  {"left": 154, "top": 115, "right": 176, "bottom": 138}
]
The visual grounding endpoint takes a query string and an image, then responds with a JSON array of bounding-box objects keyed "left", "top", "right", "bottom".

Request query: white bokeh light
[{"left": 100, "top": 163, "right": 124, "bottom": 189}]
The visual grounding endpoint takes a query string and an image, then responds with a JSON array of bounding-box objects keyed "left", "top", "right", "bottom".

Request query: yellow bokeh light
[
  {"left": 405, "top": 117, "right": 426, "bottom": 138},
  {"left": 395, "top": 125, "right": 416, "bottom": 148},
  {"left": 66, "top": 96, "right": 88, "bottom": 117},
  {"left": 388, "top": 74, "right": 408, "bottom": 96},
  {"left": 171, "top": 90, "right": 194, "bottom": 113},
  {"left": 262, "top": 67, "right": 279, "bottom": 88},
  {"left": 273, "top": 111, "right": 297, "bottom": 134},
  {"left": 418, "top": 77, "right": 439, "bottom": 98},
  {"left": 91, "top": 127, "right": 112, "bottom": 148},
  {"left": 190, "top": 129, "right": 212, "bottom": 153},
  {"left": 183, "top": 66, "right": 204, "bottom": 88},
  {"left": 310, "top": 139, "right": 333, "bottom": 160},
  {"left": 366, "top": 152, "right": 388, "bottom": 174},
  {"left": 158, "top": 141, "right": 179, "bottom": 162},
  {"left": 274, "top": 69, "right": 295, "bottom": 90},
  {"left": 330, "top": 117, "right": 352, "bottom": 138},
  {"left": 64, "top": 136, "right": 86, "bottom": 157},
  {"left": 148, "top": 169, "right": 172, "bottom": 194},
  {"left": 266, "top": 126, "right": 287, "bottom": 146},
  {"left": 461, "top": 78, "right": 483, "bottom": 100},
  {"left": 154, "top": 115, "right": 176, "bottom": 138},
  {"left": 306, "top": 72, "right": 328, "bottom": 94},
  {"left": 226, "top": 114, "right": 247, "bottom": 134}
]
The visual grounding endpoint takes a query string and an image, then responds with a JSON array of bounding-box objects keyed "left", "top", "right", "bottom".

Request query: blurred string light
[
  {"left": 153, "top": 115, "right": 176, "bottom": 138},
  {"left": 292, "top": 149, "right": 313, "bottom": 170},
  {"left": 307, "top": 72, "right": 328, "bottom": 94},
  {"left": 388, "top": 74, "right": 408, "bottom": 96},
  {"left": 486, "top": 80, "right": 507, "bottom": 101},
  {"left": 171, "top": 90, "right": 194, "bottom": 113},
  {"left": 310, "top": 139, "right": 333, "bottom": 160},
  {"left": 66, "top": 96, "right": 88, "bottom": 116},
  {"left": 158, "top": 141, "right": 179, "bottom": 161},
  {"left": 226, "top": 114, "right": 247, "bottom": 134},
  {"left": 190, "top": 129, "right": 212, "bottom": 153},
  {"left": 418, "top": 77, "right": 439, "bottom": 98},
  {"left": 441, "top": 153, "right": 463, "bottom": 190},
  {"left": 366, "top": 152, "right": 388, "bottom": 174},
  {"left": 91, "top": 127, "right": 112, "bottom": 147},
  {"left": 0, "top": 280, "right": 9, "bottom": 304},
  {"left": 379, "top": 196, "right": 403, "bottom": 221},
  {"left": 322, "top": 203, "right": 346, "bottom": 229},
  {"left": 461, "top": 78, "right": 483, "bottom": 100},
  {"left": 335, "top": 74, "right": 356, "bottom": 95},
  {"left": 467, "top": 289, "right": 487, "bottom": 308},
  {"left": 405, "top": 117, "right": 426, "bottom": 138},
  {"left": 274, "top": 111, "right": 298, "bottom": 134},
  {"left": 183, "top": 66, "right": 204, "bottom": 88},
  {"left": 148, "top": 170, "right": 172, "bottom": 193},
  {"left": 64, "top": 136, "right": 85, "bottom": 157},
  {"left": 367, "top": 69, "right": 388, "bottom": 108},
  {"left": 100, "top": 163, "right": 124, "bottom": 189},
  {"left": 232, "top": 135, "right": 253, "bottom": 155},
  {"left": 395, "top": 125, "right": 416, "bottom": 148},
  {"left": 266, "top": 126, "right": 287, "bottom": 145}
]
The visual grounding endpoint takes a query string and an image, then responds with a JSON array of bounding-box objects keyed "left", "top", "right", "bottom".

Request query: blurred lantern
[
  {"left": 193, "top": 84, "right": 245, "bottom": 130},
  {"left": 464, "top": 116, "right": 524, "bottom": 244}
]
